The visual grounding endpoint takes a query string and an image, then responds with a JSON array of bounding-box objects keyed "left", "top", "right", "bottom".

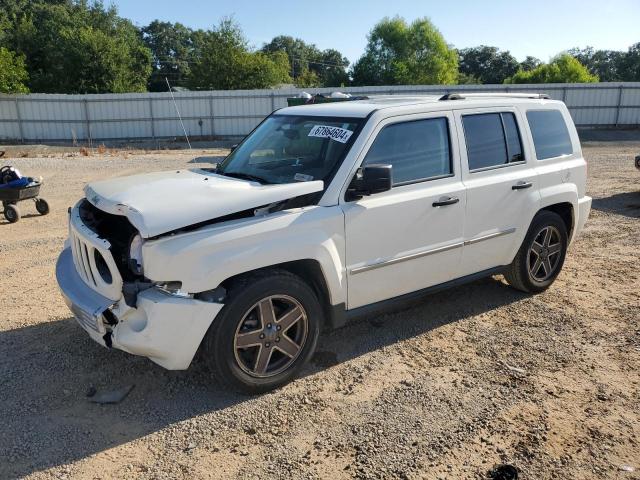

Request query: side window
[
  {"left": 526, "top": 110, "right": 573, "bottom": 160},
  {"left": 462, "top": 112, "right": 524, "bottom": 171},
  {"left": 363, "top": 117, "right": 452, "bottom": 186}
]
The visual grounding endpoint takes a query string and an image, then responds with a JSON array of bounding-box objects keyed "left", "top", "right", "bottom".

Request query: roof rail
[{"left": 439, "top": 92, "right": 550, "bottom": 101}]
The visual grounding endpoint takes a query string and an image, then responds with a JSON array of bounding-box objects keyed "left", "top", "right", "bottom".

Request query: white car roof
[{"left": 277, "top": 94, "right": 561, "bottom": 118}]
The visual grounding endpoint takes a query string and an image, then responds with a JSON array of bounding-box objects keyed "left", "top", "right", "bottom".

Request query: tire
[
  {"left": 35, "top": 198, "right": 50, "bottom": 215},
  {"left": 504, "top": 211, "right": 568, "bottom": 294},
  {"left": 4, "top": 204, "right": 20, "bottom": 223},
  {"left": 203, "top": 269, "right": 323, "bottom": 394}
]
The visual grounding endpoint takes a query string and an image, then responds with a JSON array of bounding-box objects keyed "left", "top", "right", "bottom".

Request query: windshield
[{"left": 217, "top": 115, "right": 363, "bottom": 185}]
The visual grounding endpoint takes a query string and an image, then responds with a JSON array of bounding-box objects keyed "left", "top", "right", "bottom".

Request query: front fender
[{"left": 142, "top": 206, "right": 347, "bottom": 305}]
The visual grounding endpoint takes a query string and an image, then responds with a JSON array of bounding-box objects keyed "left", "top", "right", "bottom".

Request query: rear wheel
[
  {"left": 203, "top": 270, "right": 322, "bottom": 394},
  {"left": 35, "top": 198, "right": 50, "bottom": 215},
  {"left": 504, "top": 211, "right": 568, "bottom": 293},
  {"left": 4, "top": 204, "right": 20, "bottom": 223}
]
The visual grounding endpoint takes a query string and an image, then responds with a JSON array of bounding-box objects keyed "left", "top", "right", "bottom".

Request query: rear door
[
  {"left": 342, "top": 111, "right": 466, "bottom": 309},
  {"left": 454, "top": 107, "right": 541, "bottom": 276}
]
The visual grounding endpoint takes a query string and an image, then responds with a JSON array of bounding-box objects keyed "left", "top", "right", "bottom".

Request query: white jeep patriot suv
[{"left": 56, "top": 93, "right": 592, "bottom": 393}]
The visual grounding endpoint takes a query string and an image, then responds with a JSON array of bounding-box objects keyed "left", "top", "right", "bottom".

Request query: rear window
[
  {"left": 526, "top": 110, "right": 573, "bottom": 160},
  {"left": 462, "top": 112, "right": 524, "bottom": 171}
]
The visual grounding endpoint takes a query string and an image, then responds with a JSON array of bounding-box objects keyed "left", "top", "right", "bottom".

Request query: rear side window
[
  {"left": 462, "top": 112, "right": 524, "bottom": 171},
  {"left": 526, "top": 110, "right": 573, "bottom": 160},
  {"left": 364, "top": 117, "right": 452, "bottom": 185}
]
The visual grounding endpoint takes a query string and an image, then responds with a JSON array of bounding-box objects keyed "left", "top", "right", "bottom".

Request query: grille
[{"left": 68, "top": 202, "right": 124, "bottom": 301}]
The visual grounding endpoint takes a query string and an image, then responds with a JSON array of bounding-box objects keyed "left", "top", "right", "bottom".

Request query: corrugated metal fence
[{"left": 1, "top": 83, "right": 639, "bottom": 142}]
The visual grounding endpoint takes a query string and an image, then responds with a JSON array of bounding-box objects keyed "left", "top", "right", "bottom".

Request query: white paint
[{"left": 84, "top": 170, "right": 324, "bottom": 238}]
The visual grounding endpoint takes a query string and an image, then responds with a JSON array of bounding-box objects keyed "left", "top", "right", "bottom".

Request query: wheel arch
[
  {"left": 217, "top": 259, "right": 340, "bottom": 330},
  {"left": 539, "top": 202, "right": 574, "bottom": 239},
  {"left": 537, "top": 185, "right": 579, "bottom": 243}
]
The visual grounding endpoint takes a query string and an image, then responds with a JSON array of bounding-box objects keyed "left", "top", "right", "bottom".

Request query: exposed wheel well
[
  {"left": 219, "top": 259, "right": 334, "bottom": 327},
  {"left": 539, "top": 202, "right": 574, "bottom": 238}
]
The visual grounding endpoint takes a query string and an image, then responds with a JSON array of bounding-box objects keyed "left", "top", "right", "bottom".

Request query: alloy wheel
[
  {"left": 527, "top": 225, "right": 563, "bottom": 282},
  {"left": 233, "top": 295, "right": 308, "bottom": 378}
]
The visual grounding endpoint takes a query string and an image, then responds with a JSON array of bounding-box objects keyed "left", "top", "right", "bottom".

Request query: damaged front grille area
[{"left": 78, "top": 199, "right": 139, "bottom": 281}]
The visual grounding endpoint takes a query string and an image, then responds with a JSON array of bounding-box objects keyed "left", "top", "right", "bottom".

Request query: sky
[{"left": 111, "top": 0, "right": 640, "bottom": 64}]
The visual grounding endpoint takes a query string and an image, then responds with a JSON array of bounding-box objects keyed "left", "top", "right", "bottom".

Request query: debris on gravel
[{"left": 88, "top": 385, "right": 135, "bottom": 405}]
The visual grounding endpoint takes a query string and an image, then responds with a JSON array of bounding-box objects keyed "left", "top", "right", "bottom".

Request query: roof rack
[
  {"left": 439, "top": 92, "right": 550, "bottom": 101},
  {"left": 287, "top": 93, "right": 369, "bottom": 107}
]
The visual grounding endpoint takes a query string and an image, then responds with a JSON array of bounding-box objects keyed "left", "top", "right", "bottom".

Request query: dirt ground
[{"left": 0, "top": 143, "right": 638, "bottom": 480}]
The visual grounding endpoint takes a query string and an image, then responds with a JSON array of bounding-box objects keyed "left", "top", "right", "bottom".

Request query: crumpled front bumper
[{"left": 56, "top": 247, "right": 223, "bottom": 370}]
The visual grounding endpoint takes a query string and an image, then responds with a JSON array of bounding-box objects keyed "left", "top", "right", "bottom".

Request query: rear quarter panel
[{"left": 519, "top": 103, "right": 588, "bottom": 242}]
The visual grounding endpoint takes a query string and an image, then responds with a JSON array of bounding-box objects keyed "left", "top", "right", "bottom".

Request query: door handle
[
  {"left": 512, "top": 181, "right": 533, "bottom": 190},
  {"left": 432, "top": 196, "right": 460, "bottom": 207}
]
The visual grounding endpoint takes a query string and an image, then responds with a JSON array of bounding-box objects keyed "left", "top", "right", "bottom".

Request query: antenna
[{"left": 165, "top": 77, "right": 192, "bottom": 150}]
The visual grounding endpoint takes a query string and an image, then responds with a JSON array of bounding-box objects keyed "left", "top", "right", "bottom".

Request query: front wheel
[
  {"left": 4, "top": 204, "right": 20, "bottom": 223},
  {"left": 504, "top": 211, "right": 568, "bottom": 293},
  {"left": 203, "top": 270, "right": 322, "bottom": 394}
]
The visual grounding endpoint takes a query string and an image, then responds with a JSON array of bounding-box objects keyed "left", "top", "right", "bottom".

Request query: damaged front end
[
  {"left": 57, "top": 199, "right": 224, "bottom": 369},
  {"left": 57, "top": 173, "right": 324, "bottom": 370},
  {"left": 56, "top": 241, "right": 224, "bottom": 370}
]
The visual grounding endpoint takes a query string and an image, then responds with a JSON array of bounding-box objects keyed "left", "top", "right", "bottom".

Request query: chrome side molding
[
  {"left": 464, "top": 227, "right": 516, "bottom": 246},
  {"left": 350, "top": 228, "right": 516, "bottom": 275}
]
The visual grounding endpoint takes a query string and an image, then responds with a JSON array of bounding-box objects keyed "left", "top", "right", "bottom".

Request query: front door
[{"left": 342, "top": 112, "right": 466, "bottom": 309}]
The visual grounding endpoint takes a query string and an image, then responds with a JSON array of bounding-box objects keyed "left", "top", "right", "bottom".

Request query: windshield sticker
[
  {"left": 294, "top": 173, "right": 314, "bottom": 182},
  {"left": 308, "top": 125, "right": 354, "bottom": 143}
]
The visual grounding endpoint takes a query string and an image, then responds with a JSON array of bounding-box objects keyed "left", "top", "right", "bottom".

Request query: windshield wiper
[{"left": 219, "top": 171, "right": 271, "bottom": 185}]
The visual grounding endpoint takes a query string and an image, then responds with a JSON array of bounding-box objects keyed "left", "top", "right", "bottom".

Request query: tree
[
  {"left": 520, "top": 56, "right": 542, "bottom": 72},
  {"left": 617, "top": 43, "right": 640, "bottom": 81},
  {"left": 261, "top": 36, "right": 349, "bottom": 87},
  {"left": 142, "top": 21, "right": 202, "bottom": 91},
  {"left": 351, "top": 16, "right": 458, "bottom": 86},
  {"left": 457, "top": 72, "right": 481, "bottom": 84},
  {"left": 458, "top": 46, "right": 519, "bottom": 84},
  {"left": 6, "top": 0, "right": 152, "bottom": 93},
  {"left": 0, "top": 47, "right": 29, "bottom": 93},
  {"left": 506, "top": 54, "right": 598, "bottom": 84},
  {"left": 568, "top": 47, "right": 624, "bottom": 82},
  {"left": 188, "top": 19, "right": 291, "bottom": 90}
]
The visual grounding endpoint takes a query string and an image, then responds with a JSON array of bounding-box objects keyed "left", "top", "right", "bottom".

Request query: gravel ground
[{"left": 0, "top": 143, "right": 638, "bottom": 480}]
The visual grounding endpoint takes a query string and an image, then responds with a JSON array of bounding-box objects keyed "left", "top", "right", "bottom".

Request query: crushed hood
[{"left": 84, "top": 169, "right": 324, "bottom": 238}]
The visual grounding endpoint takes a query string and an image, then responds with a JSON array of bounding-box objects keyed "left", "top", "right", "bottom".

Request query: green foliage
[
  {"left": 458, "top": 46, "right": 519, "bottom": 84},
  {"left": 295, "top": 69, "right": 322, "bottom": 88},
  {"left": 567, "top": 44, "right": 640, "bottom": 82},
  {"left": 567, "top": 47, "right": 625, "bottom": 82},
  {"left": 188, "top": 19, "right": 291, "bottom": 90},
  {"left": 519, "top": 56, "right": 542, "bottom": 72},
  {"left": 457, "top": 72, "right": 481, "bottom": 85},
  {"left": 1, "top": 2, "right": 637, "bottom": 93},
  {"left": 0, "top": 47, "right": 29, "bottom": 93},
  {"left": 351, "top": 16, "right": 458, "bottom": 86},
  {"left": 261, "top": 36, "right": 349, "bottom": 87},
  {"left": 616, "top": 43, "right": 640, "bottom": 81},
  {"left": 142, "top": 20, "right": 204, "bottom": 91},
  {"left": 506, "top": 54, "right": 598, "bottom": 84},
  {"left": 4, "top": 0, "right": 152, "bottom": 93}
]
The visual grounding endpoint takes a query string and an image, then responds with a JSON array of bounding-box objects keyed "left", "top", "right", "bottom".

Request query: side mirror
[
  {"left": 230, "top": 143, "right": 239, "bottom": 153},
  {"left": 347, "top": 164, "right": 393, "bottom": 200}
]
